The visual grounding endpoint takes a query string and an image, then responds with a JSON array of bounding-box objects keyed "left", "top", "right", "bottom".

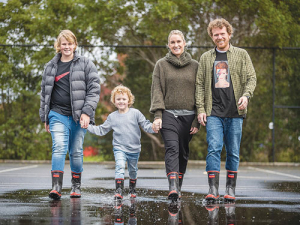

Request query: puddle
[
  {"left": 0, "top": 188, "right": 299, "bottom": 224},
  {"left": 266, "top": 181, "right": 300, "bottom": 193}
]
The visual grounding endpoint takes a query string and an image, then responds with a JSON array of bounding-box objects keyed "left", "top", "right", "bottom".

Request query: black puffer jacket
[{"left": 39, "top": 52, "right": 100, "bottom": 124}]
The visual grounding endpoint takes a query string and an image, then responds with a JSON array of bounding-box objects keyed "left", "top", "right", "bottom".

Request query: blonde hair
[
  {"left": 110, "top": 85, "right": 135, "bottom": 107},
  {"left": 167, "top": 30, "right": 186, "bottom": 44},
  {"left": 207, "top": 18, "right": 233, "bottom": 37},
  {"left": 54, "top": 30, "right": 78, "bottom": 53}
]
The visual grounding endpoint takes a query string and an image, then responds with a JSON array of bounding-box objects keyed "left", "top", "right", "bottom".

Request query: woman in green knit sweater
[{"left": 150, "top": 30, "right": 200, "bottom": 201}]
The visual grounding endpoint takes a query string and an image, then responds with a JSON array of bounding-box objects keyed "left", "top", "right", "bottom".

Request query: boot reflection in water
[
  {"left": 70, "top": 198, "right": 81, "bottom": 225},
  {"left": 50, "top": 200, "right": 62, "bottom": 225},
  {"left": 225, "top": 204, "right": 236, "bottom": 225},
  {"left": 128, "top": 199, "right": 137, "bottom": 225},
  {"left": 205, "top": 205, "right": 219, "bottom": 225},
  {"left": 114, "top": 202, "right": 124, "bottom": 225},
  {"left": 168, "top": 200, "right": 182, "bottom": 225}
]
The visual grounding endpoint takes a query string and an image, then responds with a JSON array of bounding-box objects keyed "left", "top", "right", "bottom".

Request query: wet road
[{"left": 0, "top": 162, "right": 299, "bottom": 224}]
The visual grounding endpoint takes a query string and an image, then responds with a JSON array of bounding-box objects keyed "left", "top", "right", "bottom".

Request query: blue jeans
[
  {"left": 113, "top": 148, "right": 140, "bottom": 179},
  {"left": 206, "top": 116, "right": 243, "bottom": 172},
  {"left": 49, "top": 110, "right": 86, "bottom": 173}
]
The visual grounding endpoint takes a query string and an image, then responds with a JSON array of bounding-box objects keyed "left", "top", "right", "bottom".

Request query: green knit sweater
[{"left": 150, "top": 50, "right": 200, "bottom": 128}]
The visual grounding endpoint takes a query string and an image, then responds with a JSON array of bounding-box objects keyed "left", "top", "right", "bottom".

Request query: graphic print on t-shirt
[
  {"left": 55, "top": 71, "right": 70, "bottom": 82},
  {"left": 214, "top": 61, "right": 230, "bottom": 88}
]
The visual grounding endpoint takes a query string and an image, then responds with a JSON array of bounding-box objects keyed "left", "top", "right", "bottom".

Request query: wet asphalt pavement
[{"left": 0, "top": 162, "right": 299, "bottom": 224}]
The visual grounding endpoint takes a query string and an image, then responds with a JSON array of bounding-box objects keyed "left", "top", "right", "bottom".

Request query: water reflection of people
[
  {"left": 168, "top": 201, "right": 182, "bottom": 225},
  {"left": 225, "top": 204, "right": 236, "bottom": 225},
  {"left": 114, "top": 202, "right": 124, "bottom": 225},
  {"left": 70, "top": 198, "right": 81, "bottom": 225},
  {"left": 128, "top": 199, "right": 137, "bottom": 225},
  {"left": 50, "top": 200, "right": 63, "bottom": 225},
  {"left": 50, "top": 198, "right": 82, "bottom": 225},
  {"left": 113, "top": 200, "right": 137, "bottom": 225},
  {"left": 205, "top": 205, "right": 219, "bottom": 225}
]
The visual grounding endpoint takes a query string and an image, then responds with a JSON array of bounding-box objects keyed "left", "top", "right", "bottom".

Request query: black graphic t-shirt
[
  {"left": 50, "top": 59, "right": 72, "bottom": 116},
  {"left": 211, "top": 49, "right": 241, "bottom": 118}
]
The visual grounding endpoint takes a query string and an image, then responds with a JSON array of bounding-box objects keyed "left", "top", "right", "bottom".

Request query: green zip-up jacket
[{"left": 195, "top": 45, "right": 257, "bottom": 116}]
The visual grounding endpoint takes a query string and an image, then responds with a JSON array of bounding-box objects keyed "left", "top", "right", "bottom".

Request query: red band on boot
[
  {"left": 205, "top": 194, "right": 219, "bottom": 199},
  {"left": 70, "top": 192, "right": 81, "bottom": 197},
  {"left": 50, "top": 190, "right": 61, "bottom": 197},
  {"left": 114, "top": 193, "right": 123, "bottom": 199},
  {"left": 224, "top": 195, "right": 235, "bottom": 199},
  {"left": 167, "top": 172, "right": 178, "bottom": 176}
]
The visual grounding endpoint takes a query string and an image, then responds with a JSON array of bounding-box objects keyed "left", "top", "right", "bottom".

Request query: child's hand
[
  {"left": 80, "top": 114, "right": 90, "bottom": 129},
  {"left": 152, "top": 118, "right": 162, "bottom": 133}
]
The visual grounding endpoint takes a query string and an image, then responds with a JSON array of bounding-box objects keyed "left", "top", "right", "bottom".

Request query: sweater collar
[{"left": 165, "top": 50, "right": 192, "bottom": 68}]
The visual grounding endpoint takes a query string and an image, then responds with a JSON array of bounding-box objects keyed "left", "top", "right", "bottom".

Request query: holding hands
[
  {"left": 80, "top": 114, "right": 90, "bottom": 129},
  {"left": 152, "top": 118, "right": 162, "bottom": 133}
]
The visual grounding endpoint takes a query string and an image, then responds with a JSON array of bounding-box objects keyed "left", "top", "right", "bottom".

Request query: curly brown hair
[
  {"left": 207, "top": 18, "right": 233, "bottom": 37},
  {"left": 110, "top": 85, "right": 135, "bottom": 107}
]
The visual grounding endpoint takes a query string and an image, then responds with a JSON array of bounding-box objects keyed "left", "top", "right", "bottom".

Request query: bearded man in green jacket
[{"left": 195, "top": 18, "right": 256, "bottom": 203}]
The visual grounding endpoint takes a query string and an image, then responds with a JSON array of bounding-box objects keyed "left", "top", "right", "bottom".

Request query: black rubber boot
[
  {"left": 224, "top": 171, "right": 237, "bottom": 202},
  {"left": 167, "top": 172, "right": 179, "bottom": 200},
  {"left": 129, "top": 179, "right": 137, "bottom": 198},
  {"left": 114, "top": 178, "right": 124, "bottom": 200},
  {"left": 205, "top": 171, "right": 220, "bottom": 202},
  {"left": 70, "top": 172, "right": 81, "bottom": 198},
  {"left": 49, "top": 170, "right": 63, "bottom": 200},
  {"left": 178, "top": 173, "right": 184, "bottom": 199}
]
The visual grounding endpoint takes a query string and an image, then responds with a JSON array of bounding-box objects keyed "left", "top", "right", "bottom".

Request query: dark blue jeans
[{"left": 206, "top": 116, "right": 243, "bottom": 172}]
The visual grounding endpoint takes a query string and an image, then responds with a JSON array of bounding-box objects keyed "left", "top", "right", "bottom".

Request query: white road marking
[
  {"left": 0, "top": 165, "right": 38, "bottom": 173},
  {"left": 248, "top": 166, "right": 300, "bottom": 179}
]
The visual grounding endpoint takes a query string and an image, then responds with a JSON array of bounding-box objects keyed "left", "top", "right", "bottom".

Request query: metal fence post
[{"left": 272, "top": 48, "right": 276, "bottom": 162}]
